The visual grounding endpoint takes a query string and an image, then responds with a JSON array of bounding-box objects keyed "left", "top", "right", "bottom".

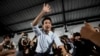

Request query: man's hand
[
  {"left": 42, "top": 3, "right": 51, "bottom": 13},
  {"left": 80, "top": 22, "right": 96, "bottom": 39},
  {"left": 32, "top": 3, "right": 51, "bottom": 26},
  {"left": 1, "top": 49, "right": 16, "bottom": 56},
  {"left": 58, "top": 45, "right": 69, "bottom": 56},
  {"left": 21, "top": 32, "right": 25, "bottom": 36}
]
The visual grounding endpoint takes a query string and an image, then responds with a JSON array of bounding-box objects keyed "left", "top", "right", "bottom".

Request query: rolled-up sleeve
[
  {"left": 53, "top": 34, "right": 63, "bottom": 47},
  {"left": 31, "top": 23, "right": 42, "bottom": 36}
]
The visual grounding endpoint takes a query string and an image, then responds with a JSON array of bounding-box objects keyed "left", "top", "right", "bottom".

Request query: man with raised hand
[{"left": 31, "top": 3, "right": 68, "bottom": 56}]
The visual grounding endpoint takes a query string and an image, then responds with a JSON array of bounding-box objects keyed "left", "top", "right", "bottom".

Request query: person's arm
[
  {"left": 20, "top": 32, "right": 24, "bottom": 37},
  {"left": 0, "top": 49, "right": 16, "bottom": 56},
  {"left": 32, "top": 3, "right": 51, "bottom": 26},
  {"left": 80, "top": 22, "right": 100, "bottom": 47},
  {"left": 30, "top": 40, "right": 34, "bottom": 46},
  {"left": 54, "top": 34, "right": 69, "bottom": 56},
  {"left": 58, "top": 45, "right": 69, "bottom": 56},
  {"left": 31, "top": 3, "right": 51, "bottom": 36},
  {"left": 30, "top": 39, "right": 35, "bottom": 46},
  {"left": 0, "top": 43, "right": 16, "bottom": 56}
]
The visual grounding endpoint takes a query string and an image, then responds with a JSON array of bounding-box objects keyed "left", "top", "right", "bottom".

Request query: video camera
[
  {"left": 21, "top": 33, "right": 29, "bottom": 46},
  {"left": 3, "top": 40, "right": 14, "bottom": 50}
]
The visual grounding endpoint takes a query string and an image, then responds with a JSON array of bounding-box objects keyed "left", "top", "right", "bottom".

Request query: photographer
[
  {"left": 29, "top": 35, "right": 37, "bottom": 56},
  {"left": 17, "top": 32, "right": 30, "bottom": 56},
  {"left": 60, "top": 35, "right": 72, "bottom": 54},
  {"left": 72, "top": 32, "right": 95, "bottom": 56},
  {"left": 0, "top": 34, "right": 16, "bottom": 56}
]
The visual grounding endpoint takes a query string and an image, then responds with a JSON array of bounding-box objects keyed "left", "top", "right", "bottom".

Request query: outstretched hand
[
  {"left": 21, "top": 32, "right": 25, "bottom": 36},
  {"left": 42, "top": 3, "right": 51, "bottom": 13},
  {"left": 80, "top": 21, "right": 96, "bottom": 39}
]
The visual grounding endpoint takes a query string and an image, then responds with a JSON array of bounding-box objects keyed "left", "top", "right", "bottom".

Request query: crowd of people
[{"left": 0, "top": 3, "right": 100, "bottom": 56}]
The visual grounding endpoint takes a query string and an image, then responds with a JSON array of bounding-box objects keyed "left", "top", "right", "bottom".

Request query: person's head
[
  {"left": 23, "top": 32, "right": 28, "bottom": 37},
  {"left": 61, "top": 35, "right": 68, "bottom": 40},
  {"left": 42, "top": 16, "right": 52, "bottom": 32},
  {"left": 60, "top": 35, "right": 69, "bottom": 43},
  {"left": 73, "top": 32, "right": 81, "bottom": 40},
  {"left": 3, "top": 34, "right": 11, "bottom": 42},
  {"left": 21, "top": 32, "right": 28, "bottom": 38}
]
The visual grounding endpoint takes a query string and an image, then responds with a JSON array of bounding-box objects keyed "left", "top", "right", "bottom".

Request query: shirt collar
[{"left": 42, "top": 30, "right": 53, "bottom": 35}]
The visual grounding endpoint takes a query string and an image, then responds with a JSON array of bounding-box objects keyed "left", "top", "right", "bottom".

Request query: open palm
[{"left": 42, "top": 3, "right": 51, "bottom": 13}]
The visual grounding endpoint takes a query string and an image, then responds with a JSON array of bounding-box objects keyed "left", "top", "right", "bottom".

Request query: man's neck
[
  {"left": 45, "top": 31, "right": 49, "bottom": 34},
  {"left": 43, "top": 30, "right": 50, "bottom": 35}
]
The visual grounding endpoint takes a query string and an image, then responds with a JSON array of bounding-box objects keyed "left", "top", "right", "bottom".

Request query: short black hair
[
  {"left": 3, "top": 34, "right": 11, "bottom": 39},
  {"left": 42, "top": 16, "right": 52, "bottom": 24},
  {"left": 60, "top": 35, "right": 68, "bottom": 39},
  {"left": 73, "top": 32, "right": 81, "bottom": 38}
]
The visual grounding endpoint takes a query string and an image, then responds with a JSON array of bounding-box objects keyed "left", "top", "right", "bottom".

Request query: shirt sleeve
[
  {"left": 31, "top": 23, "right": 42, "bottom": 36},
  {"left": 53, "top": 34, "right": 63, "bottom": 47}
]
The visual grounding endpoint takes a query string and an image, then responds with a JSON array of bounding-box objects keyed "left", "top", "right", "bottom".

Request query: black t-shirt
[{"left": 74, "top": 39, "right": 95, "bottom": 56}]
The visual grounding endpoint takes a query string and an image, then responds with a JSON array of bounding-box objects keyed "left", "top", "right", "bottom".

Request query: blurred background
[{"left": 0, "top": 0, "right": 100, "bottom": 43}]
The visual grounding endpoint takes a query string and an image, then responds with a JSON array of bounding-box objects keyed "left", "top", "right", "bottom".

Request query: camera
[
  {"left": 22, "top": 36, "right": 29, "bottom": 46},
  {"left": 3, "top": 40, "right": 14, "bottom": 50},
  {"left": 21, "top": 32, "right": 29, "bottom": 46}
]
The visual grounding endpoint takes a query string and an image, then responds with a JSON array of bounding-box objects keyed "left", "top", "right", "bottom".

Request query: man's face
[{"left": 42, "top": 19, "right": 52, "bottom": 32}]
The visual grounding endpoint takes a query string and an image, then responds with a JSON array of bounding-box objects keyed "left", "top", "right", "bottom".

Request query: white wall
[
  {"left": 67, "top": 21, "right": 100, "bottom": 33},
  {"left": 65, "top": 21, "right": 100, "bottom": 38}
]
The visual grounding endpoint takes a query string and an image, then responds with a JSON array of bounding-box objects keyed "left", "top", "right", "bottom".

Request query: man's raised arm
[{"left": 32, "top": 3, "right": 51, "bottom": 26}]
